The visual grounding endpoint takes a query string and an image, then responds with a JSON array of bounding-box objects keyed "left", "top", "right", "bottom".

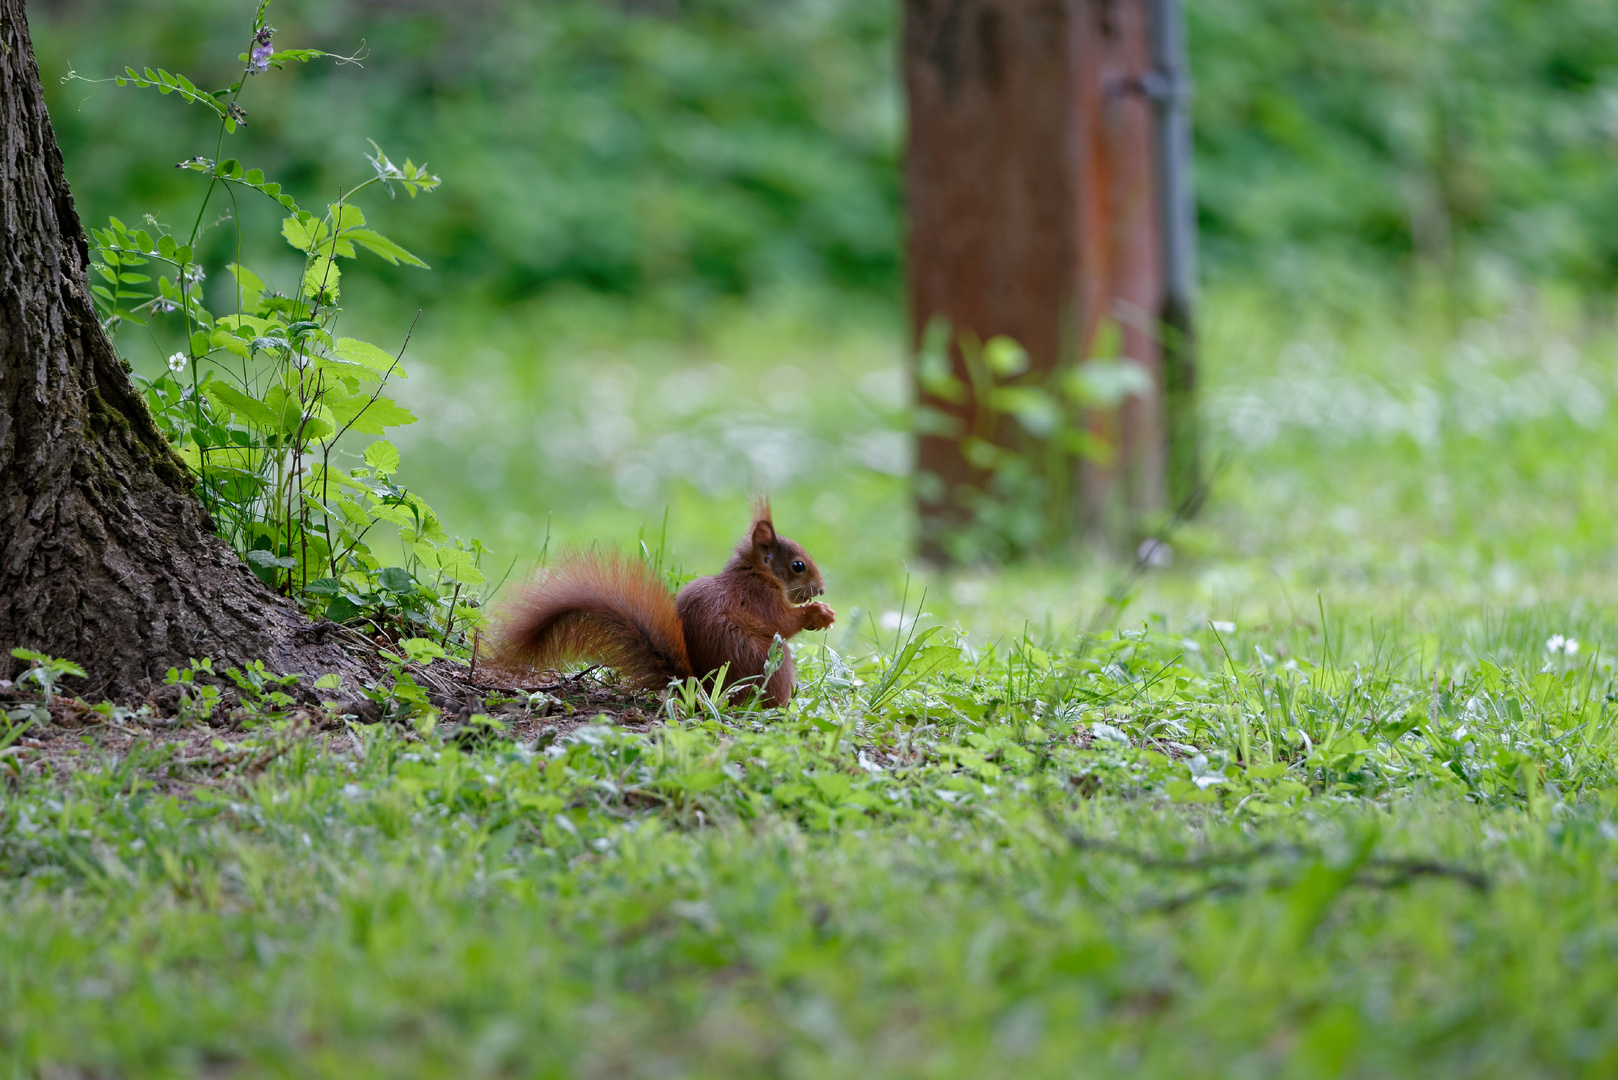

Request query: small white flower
[
  {"left": 1546, "top": 634, "right": 1581, "bottom": 656},
  {"left": 166, "top": 351, "right": 187, "bottom": 374},
  {"left": 879, "top": 610, "right": 904, "bottom": 631},
  {"left": 1210, "top": 620, "right": 1237, "bottom": 634},
  {"left": 1137, "top": 538, "right": 1173, "bottom": 567}
]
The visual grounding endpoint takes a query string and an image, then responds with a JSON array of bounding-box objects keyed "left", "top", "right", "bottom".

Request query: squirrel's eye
[{"left": 791, "top": 560, "right": 805, "bottom": 573}]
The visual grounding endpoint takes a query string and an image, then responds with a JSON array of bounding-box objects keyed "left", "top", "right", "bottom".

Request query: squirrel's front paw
[{"left": 801, "top": 601, "right": 836, "bottom": 631}]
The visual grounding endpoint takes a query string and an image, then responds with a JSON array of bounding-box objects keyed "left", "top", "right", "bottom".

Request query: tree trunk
[
  {"left": 0, "top": 2, "right": 357, "bottom": 700},
  {"left": 905, "top": 0, "right": 1197, "bottom": 561}
]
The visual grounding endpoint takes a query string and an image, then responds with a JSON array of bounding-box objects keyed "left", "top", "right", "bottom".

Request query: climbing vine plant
[{"left": 75, "top": 1, "right": 487, "bottom": 651}]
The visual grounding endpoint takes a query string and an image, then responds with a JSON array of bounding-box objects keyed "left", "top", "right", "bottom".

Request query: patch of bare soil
[{"left": 1, "top": 659, "right": 665, "bottom": 788}]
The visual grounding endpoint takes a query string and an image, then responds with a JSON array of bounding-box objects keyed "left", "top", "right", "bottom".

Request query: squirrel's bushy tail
[{"left": 490, "top": 552, "right": 693, "bottom": 689}]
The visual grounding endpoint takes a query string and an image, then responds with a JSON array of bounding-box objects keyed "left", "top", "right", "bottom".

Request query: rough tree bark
[{"left": 0, "top": 2, "right": 358, "bottom": 699}]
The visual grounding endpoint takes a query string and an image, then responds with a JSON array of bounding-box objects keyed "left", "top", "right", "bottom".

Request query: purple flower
[{"left": 251, "top": 43, "right": 274, "bottom": 72}]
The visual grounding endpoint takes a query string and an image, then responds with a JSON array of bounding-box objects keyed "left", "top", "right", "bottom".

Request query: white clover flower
[
  {"left": 166, "top": 351, "right": 187, "bottom": 374},
  {"left": 1546, "top": 634, "right": 1580, "bottom": 656},
  {"left": 1210, "top": 620, "right": 1237, "bottom": 634}
]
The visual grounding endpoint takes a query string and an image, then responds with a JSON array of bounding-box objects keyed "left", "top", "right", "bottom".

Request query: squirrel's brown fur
[{"left": 491, "top": 500, "right": 833, "bottom": 706}]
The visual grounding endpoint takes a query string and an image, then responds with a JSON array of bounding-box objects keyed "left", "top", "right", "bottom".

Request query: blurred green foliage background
[
  {"left": 17, "top": 10, "right": 1618, "bottom": 1073},
  {"left": 26, "top": 0, "right": 1618, "bottom": 612},
  {"left": 35, "top": 0, "right": 901, "bottom": 312},
  {"left": 35, "top": 0, "right": 1618, "bottom": 309}
]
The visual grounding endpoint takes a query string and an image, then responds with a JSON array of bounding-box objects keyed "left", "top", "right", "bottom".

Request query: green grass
[
  {"left": 7, "top": 612, "right": 1618, "bottom": 1077},
  {"left": 11, "top": 285, "right": 1618, "bottom": 1077}
]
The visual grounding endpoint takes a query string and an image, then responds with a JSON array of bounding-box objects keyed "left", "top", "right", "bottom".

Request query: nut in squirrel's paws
[{"left": 801, "top": 601, "right": 836, "bottom": 631}]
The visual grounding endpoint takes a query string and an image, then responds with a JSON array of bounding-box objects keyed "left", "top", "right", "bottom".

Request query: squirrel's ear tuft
[{"left": 750, "top": 496, "right": 775, "bottom": 547}]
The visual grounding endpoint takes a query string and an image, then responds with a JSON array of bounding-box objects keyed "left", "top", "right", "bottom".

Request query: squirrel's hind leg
[{"left": 762, "top": 647, "right": 796, "bottom": 708}]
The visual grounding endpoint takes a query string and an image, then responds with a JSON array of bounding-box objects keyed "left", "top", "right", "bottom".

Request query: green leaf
[
  {"left": 329, "top": 203, "right": 366, "bottom": 231},
  {"left": 348, "top": 397, "right": 416, "bottom": 434},
  {"left": 325, "top": 388, "right": 417, "bottom": 436},
  {"left": 203, "top": 382, "right": 278, "bottom": 429},
  {"left": 209, "top": 328, "right": 251, "bottom": 359},
  {"left": 367, "top": 502, "right": 421, "bottom": 531},
  {"left": 260, "top": 387, "right": 308, "bottom": 436},
  {"left": 281, "top": 216, "right": 325, "bottom": 253},
  {"left": 226, "top": 263, "right": 267, "bottom": 305},
  {"left": 990, "top": 386, "right": 1063, "bottom": 438},
  {"left": 318, "top": 235, "right": 357, "bottom": 259},
  {"left": 1064, "top": 358, "right": 1154, "bottom": 408},
  {"left": 377, "top": 567, "right": 416, "bottom": 594},
  {"left": 416, "top": 545, "right": 486, "bottom": 587},
  {"left": 984, "top": 336, "right": 1030, "bottom": 376},
  {"left": 314, "top": 357, "right": 384, "bottom": 387},
  {"left": 301, "top": 260, "right": 340, "bottom": 301},
  {"left": 324, "top": 596, "right": 362, "bottom": 624},
  {"left": 305, "top": 577, "right": 345, "bottom": 598},
  {"left": 364, "top": 440, "right": 401, "bottom": 475},
  {"left": 215, "top": 314, "right": 274, "bottom": 335},
  {"left": 868, "top": 626, "right": 946, "bottom": 708},
  {"left": 307, "top": 463, "right": 369, "bottom": 493},
  {"left": 246, "top": 548, "right": 297, "bottom": 570},
  {"left": 345, "top": 229, "right": 429, "bottom": 269},
  {"left": 274, "top": 48, "right": 329, "bottom": 65},
  {"left": 335, "top": 496, "right": 373, "bottom": 529},
  {"left": 333, "top": 337, "right": 400, "bottom": 375},
  {"left": 400, "top": 637, "right": 446, "bottom": 665}
]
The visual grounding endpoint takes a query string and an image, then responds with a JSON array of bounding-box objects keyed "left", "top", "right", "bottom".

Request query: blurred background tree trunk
[
  {"left": 0, "top": 0, "right": 354, "bottom": 699},
  {"left": 905, "top": 0, "right": 1198, "bottom": 563}
]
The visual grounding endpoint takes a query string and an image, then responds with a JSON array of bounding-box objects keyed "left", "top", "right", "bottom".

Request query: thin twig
[{"left": 1033, "top": 748, "right": 1490, "bottom": 902}]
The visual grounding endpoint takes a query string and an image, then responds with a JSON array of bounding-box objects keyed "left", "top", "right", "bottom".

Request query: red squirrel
[{"left": 490, "top": 501, "right": 835, "bottom": 706}]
